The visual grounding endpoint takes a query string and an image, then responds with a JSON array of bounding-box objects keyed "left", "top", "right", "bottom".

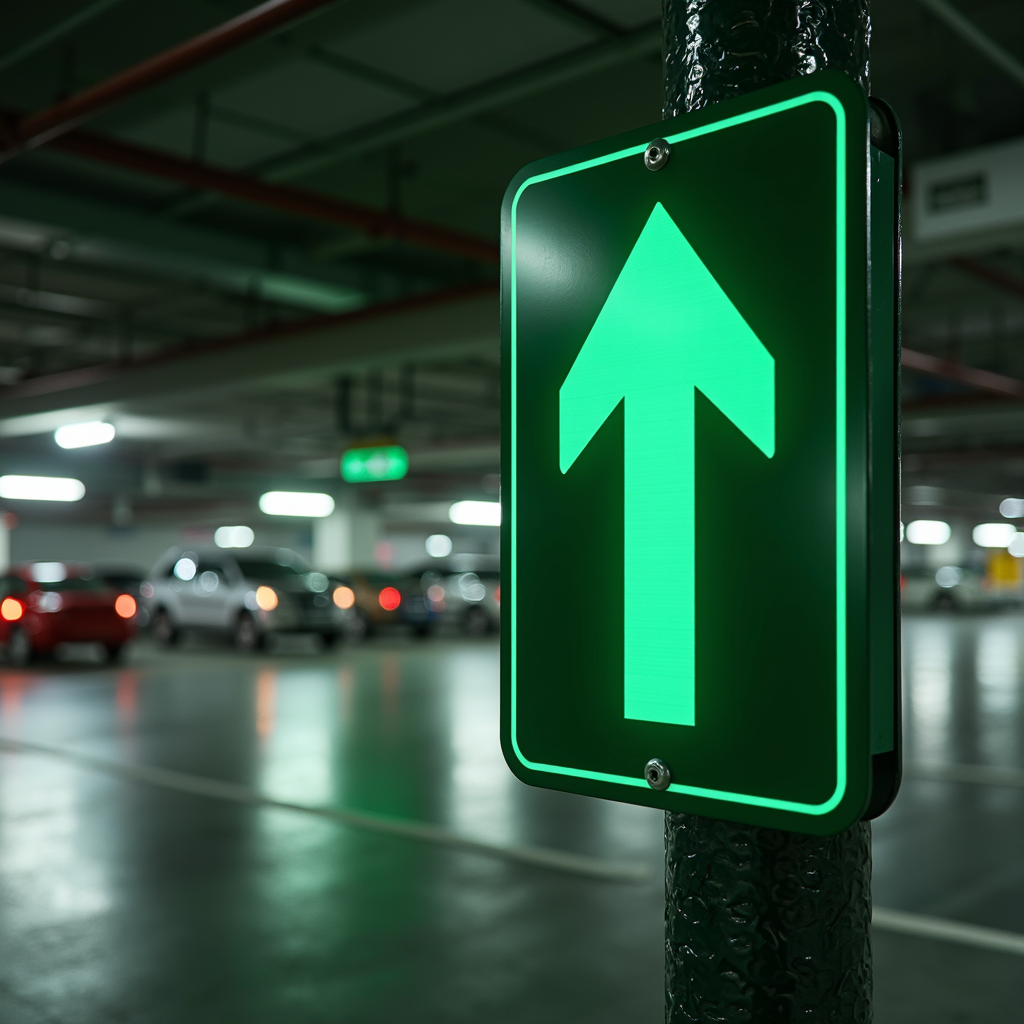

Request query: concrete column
[{"left": 312, "top": 506, "right": 380, "bottom": 574}]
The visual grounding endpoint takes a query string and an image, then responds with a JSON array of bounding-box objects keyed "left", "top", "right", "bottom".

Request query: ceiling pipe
[
  {"left": 917, "top": 0, "right": 1024, "bottom": 90},
  {"left": 47, "top": 128, "right": 497, "bottom": 265},
  {"left": 950, "top": 258, "right": 1024, "bottom": 300},
  {"left": 0, "top": 0, "right": 131, "bottom": 76},
  {"left": 901, "top": 346, "right": 1024, "bottom": 397},
  {"left": 0, "top": 0, "right": 338, "bottom": 158}
]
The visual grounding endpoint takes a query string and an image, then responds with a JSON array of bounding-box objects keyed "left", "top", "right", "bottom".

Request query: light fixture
[
  {"left": 214, "top": 525, "right": 255, "bottom": 548},
  {"left": 973, "top": 522, "right": 1016, "bottom": 548},
  {"left": 54, "top": 421, "right": 115, "bottom": 449},
  {"left": 905, "top": 520, "right": 950, "bottom": 546},
  {"left": 259, "top": 491, "right": 335, "bottom": 517},
  {"left": 1000, "top": 497, "right": 1024, "bottom": 519},
  {"left": 449, "top": 500, "right": 501, "bottom": 527},
  {"left": 31, "top": 562, "right": 66, "bottom": 583},
  {"left": 1009, "top": 534, "right": 1024, "bottom": 558},
  {"left": 425, "top": 534, "right": 453, "bottom": 557},
  {"left": 333, "top": 585, "right": 355, "bottom": 609},
  {"left": 0, "top": 475, "right": 85, "bottom": 501},
  {"left": 255, "top": 585, "right": 278, "bottom": 611},
  {"left": 341, "top": 445, "right": 409, "bottom": 483},
  {"left": 173, "top": 557, "right": 197, "bottom": 581}
]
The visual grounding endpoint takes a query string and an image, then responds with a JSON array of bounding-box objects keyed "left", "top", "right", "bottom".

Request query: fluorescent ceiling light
[
  {"left": 425, "top": 534, "right": 452, "bottom": 557},
  {"left": 215, "top": 525, "right": 255, "bottom": 548},
  {"left": 449, "top": 500, "right": 501, "bottom": 527},
  {"left": 31, "top": 562, "right": 66, "bottom": 583},
  {"left": 0, "top": 475, "right": 85, "bottom": 501},
  {"left": 1000, "top": 497, "right": 1024, "bottom": 519},
  {"left": 905, "top": 520, "right": 950, "bottom": 545},
  {"left": 259, "top": 491, "right": 335, "bottom": 518},
  {"left": 973, "top": 522, "right": 1016, "bottom": 548},
  {"left": 54, "top": 421, "right": 115, "bottom": 449}
]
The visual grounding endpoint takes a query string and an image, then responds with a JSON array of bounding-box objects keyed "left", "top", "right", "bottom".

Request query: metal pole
[{"left": 661, "top": 2, "right": 873, "bottom": 1021}]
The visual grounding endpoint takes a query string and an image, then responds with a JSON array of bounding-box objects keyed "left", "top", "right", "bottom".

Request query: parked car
[
  {"left": 346, "top": 570, "right": 437, "bottom": 637},
  {"left": 414, "top": 565, "right": 500, "bottom": 635},
  {"left": 144, "top": 546, "right": 356, "bottom": 650},
  {"left": 0, "top": 562, "right": 138, "bottom": 665},
  {"left": 900, "top": 564, "right": 1018, "bottom": 611},
  {"left": 94, "top": 565, "right": 150, "bottom": 626}
]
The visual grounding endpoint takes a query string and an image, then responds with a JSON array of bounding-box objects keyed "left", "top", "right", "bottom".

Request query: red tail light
[
  {"left": 114, "top": 594, "right": 137, "bottom": 619},
  {"left": 379, "top": 586, "right": 401, "bottom": 611},
  {"left": 1, "top": 597, "right": 23, "bottom": 621},
  {"left": 494, "top": 585, "right": 500, "bottom": 604}
]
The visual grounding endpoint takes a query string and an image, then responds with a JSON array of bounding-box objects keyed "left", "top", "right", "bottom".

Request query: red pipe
[
  {"left": 901, "top": 346, "right": 1024, "bottom": 398},
  {"left": 50, "top": 129, "right": 497, "bottom": 264},
  {"left": 3, "top": 0, "right": 337, "bottom": 153}
]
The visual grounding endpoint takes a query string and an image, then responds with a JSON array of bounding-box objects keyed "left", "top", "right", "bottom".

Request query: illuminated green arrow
[{"left": 560, "top": 203, "right": 775, "bottom": 726}]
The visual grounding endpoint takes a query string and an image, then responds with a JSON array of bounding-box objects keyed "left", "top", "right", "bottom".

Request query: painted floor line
[
  {"left": 873, "top": 907, "right": 1024, "bottom": 956},
  {"left": 906, "top": 762, "right": 1024, "bottom": 788},
  {"left": 0, "top": 736, "right": 649, "bottom": 884}
]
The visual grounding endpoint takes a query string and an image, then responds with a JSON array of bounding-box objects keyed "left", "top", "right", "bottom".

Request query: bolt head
[
  {"left": 644, "top": 757, "right": 671, "bottom": 791},
  {"left": 644, "top": 138, "right": 670, "bottom": 171}
]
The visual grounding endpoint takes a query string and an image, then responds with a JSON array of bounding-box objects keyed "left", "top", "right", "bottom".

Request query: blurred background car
[
  {"left": 94, "top": 565, "right": 150, "bottom": 625},
  {"left": 346, "top": 570, "right": 437, "bottom": 637},
  {"left": 414, "top": 565, "right": 500, "bottom": 635},
  {"left": 901, "top": 563, "right": 1022, "bottom": 612},
  {"left": 0, "top": 562, "right": 138, "bottom": 665},
  {"left": 144, "top": 546, "right": 356, "bottom": 651}
]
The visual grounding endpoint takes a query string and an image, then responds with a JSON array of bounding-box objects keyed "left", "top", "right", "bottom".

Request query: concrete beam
[
  {"left": 0, "top": 174, "right": 366, "bottom": 313},
  {"left": 0, "top": 285, "right": 497, "bottom": 423}
]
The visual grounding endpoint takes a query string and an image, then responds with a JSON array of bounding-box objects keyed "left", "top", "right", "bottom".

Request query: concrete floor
[{"left": 0, "top": 616, "right": 1021, "bottom": 1022}]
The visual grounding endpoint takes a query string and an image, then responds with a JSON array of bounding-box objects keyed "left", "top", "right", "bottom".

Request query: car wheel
[
  {"left": 463, "top": 606, "right": 490, "bottom": 637},
  {"left": 8, "top": 627, "right": 34, "bottom": 666},
  {"left": 105, "top": 644, "right": 123, "bottom": 663},
  {"left": 152, "top": 609, "right": 179, "bottom": 646},
  {"left": 319, "top": 632, "right": 340, "bottom": 649},
  {"left": 413, "top": 623, "right": 433, "bottom": 639},
  {"left": 233, "top": 613, "right": 264, "bottom": 652}
]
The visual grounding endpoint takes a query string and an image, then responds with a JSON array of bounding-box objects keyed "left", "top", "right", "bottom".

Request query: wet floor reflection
[{"left": 0, "top": 622, "right": 1022, "bottom": 1021}]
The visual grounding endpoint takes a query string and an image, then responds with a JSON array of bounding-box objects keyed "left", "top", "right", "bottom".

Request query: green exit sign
[
  {"left": 500, "top": 72, "right": 901, "bottom": 834},
  {"left": 341, "top": 445, "right": 408, "bottom": 483}
]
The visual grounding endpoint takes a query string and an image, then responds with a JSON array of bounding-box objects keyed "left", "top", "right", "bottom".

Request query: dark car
[
  {"left": 0, "top": 562, "right": 138, "bottom": 665},
  {"left": 346, "top": 570, "right": 437, "bottom": 637}
]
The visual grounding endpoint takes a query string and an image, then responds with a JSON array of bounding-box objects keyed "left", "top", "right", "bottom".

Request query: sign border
[{"left": 507, "top": 88, "right": 850, "bottom": 817}]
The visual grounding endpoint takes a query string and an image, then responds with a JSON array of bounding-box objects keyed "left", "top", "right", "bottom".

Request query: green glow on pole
[
  {"left": 559, "top": 202, "right": 775, "bottom": 726},
  {"left": 341, "top": 445, "right": 409, "bottom": 483}
]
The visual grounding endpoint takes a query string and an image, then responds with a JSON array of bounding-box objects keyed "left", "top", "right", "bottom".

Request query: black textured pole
[{"left": 662, "top": 3, "right": 873, "bottom": 1022}]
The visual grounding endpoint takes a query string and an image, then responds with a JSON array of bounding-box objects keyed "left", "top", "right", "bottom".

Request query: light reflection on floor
[{"left": 0, "top": 621, "right": 1020, "bottom": 1022}]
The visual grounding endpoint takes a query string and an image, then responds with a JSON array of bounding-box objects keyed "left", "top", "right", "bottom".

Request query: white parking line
[
  {"left": 0, "top": 735, "right": 649, "bottom": 884},
  {"left": 873, "top": 907, "right": 1024, "bottom": 956}
]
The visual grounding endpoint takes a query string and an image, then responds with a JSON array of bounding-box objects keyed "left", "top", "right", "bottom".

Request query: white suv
[{"left": 144, "top": 546, "right": 354, "bottom": 651}]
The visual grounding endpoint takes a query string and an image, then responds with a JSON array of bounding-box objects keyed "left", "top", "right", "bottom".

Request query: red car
[{"left": 0, "top": 563, "right": 138, "bottom": 665}]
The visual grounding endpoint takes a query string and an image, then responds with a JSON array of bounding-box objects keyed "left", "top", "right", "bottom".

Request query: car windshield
[
  {"left": 36, "top": 577, "right": 109, "bottom": 592},
  {"left": 234, "top": 559, "right": 306, "bottom": 580}
]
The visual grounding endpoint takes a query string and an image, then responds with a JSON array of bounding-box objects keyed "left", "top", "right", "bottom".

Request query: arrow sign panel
[{"left": 500, "top": 72, "right": 900, "bottom": 835}]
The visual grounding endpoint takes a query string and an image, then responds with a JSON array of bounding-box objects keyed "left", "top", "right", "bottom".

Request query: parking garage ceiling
[{"left": 0, "top": 0, "right": 1020, "bottom": 525}]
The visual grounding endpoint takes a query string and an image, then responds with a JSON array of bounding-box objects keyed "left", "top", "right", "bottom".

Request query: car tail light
[
  {"left": 494, "top": 585, "right": 500, "bottom": 604},
  {"left": 333, "top": 585, "right": 355, "bottom": 609},
  {"left": 114, "top": 594, "right": 136, "bottom": 619},
  {"left": 1, "top": 597, "right": 23, "bottom": 621},
  {"left": 256, "top": 586, "right": 278, "bottom": 611},
  {"left": 426, "top": 584, "right": 445, "bottom": 609},
  {"left": 378, "top": 586, "right": 401, "bottom": 611}
]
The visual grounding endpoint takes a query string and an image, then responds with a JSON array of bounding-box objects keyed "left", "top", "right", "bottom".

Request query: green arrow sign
[
  {"left": 560, "top": 202, "right": 775, "bottom": 726},
  {"left": 500, "top": 71, "right": 900, "bottom": 835}
]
